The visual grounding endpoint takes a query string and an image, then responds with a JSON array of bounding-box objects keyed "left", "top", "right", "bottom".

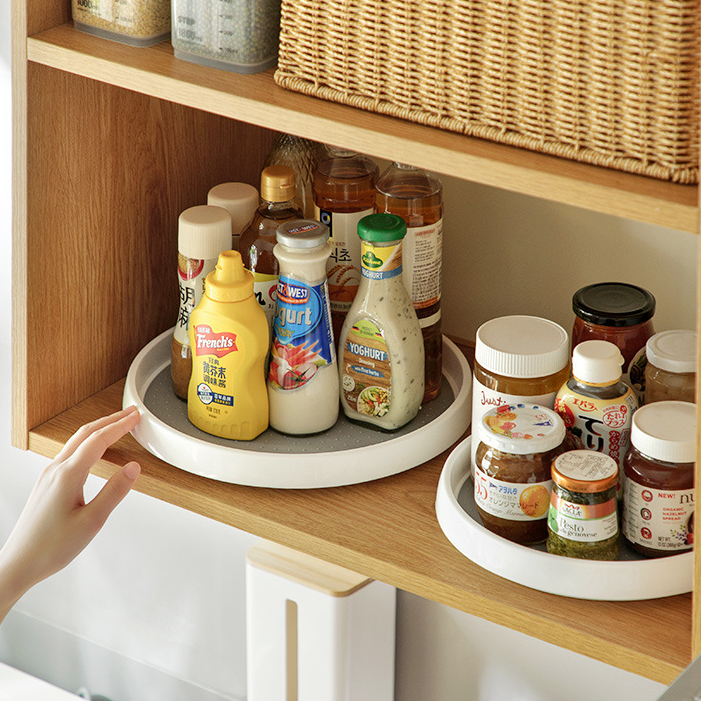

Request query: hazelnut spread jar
[
  {"left": 474, "top": 404, "right": 567, "bottom": 545},
  {"left": 644, "top": 330, "right": 697, "bottom": 405},
  {"left": 471, "top": 316, "right": 570, "bottom": 474},
  {"left": 547, "top": 451, "right": 619, "bottom": 561},
  {"left": 622, "top": 401, "right": 696, "bottom": 557},
  {"left": 572, "top": 282, "right": 655, "bottom": 397}
]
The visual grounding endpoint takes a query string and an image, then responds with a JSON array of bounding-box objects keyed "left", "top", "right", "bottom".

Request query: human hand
[{"left": 0, "top": 406, "right": 141, "bottom": 617}]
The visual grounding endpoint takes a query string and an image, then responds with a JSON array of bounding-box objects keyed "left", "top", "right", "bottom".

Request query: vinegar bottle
[
  {"left": 375, "top": 161, "right": 443, "bottom": 403},
  {"left": 313, "top": 146, "right": 379, "bottom": 340},
  {"left": 239, "top": 165, "right": 303, "bottom": 331}
]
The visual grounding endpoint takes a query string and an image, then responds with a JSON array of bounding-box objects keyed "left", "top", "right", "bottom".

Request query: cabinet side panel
[
  {"left": 27, "top": 0, "right": 70, "bottom": 35},
  {"left": 23, "top": 64, "right": 273, "bottom": 434}
]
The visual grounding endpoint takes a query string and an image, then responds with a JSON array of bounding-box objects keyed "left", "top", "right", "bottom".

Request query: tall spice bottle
[
  {"left": 207, "top": 182, "right": 259, "bottom": 251},
  {"left": 313, "top": 145, "right": 379, "bottom": 340},
  {"left": 171, "top": 205, "right": 233, "bottom": 399},
  {"left": 239, "top": 166, "right": 303, "bottom": 331},
  {"left": 375, "top": 161, "right": 443, "bottom": 402}
]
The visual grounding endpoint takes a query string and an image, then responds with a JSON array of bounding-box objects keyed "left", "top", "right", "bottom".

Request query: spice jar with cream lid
[
  {"left": 471, "top": 316, "right": 570, "bottom": 475},
  {"left": 474, "top": 404, "right": 567, "bottom": 545},
  {"left": 644, "top": 330, "right": 697, "bottom": 405},
  {"left": 547, "top": 451, "right": 619, "bottom": 561},
  {"left": 622, "top": 401, "right": 696, "bottom": 557}
]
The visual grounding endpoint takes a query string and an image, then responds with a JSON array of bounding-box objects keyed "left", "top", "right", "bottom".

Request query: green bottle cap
[{"left": 357, "top": 213, "right": 407, "bottom": 242}]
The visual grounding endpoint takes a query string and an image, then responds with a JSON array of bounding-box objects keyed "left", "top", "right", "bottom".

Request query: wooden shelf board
[
  {"left": 28, "top": 378, "right": 690, "bottom": 685},
  {"left": 27, "top": 24, "right": 699, "bottom": 234}
]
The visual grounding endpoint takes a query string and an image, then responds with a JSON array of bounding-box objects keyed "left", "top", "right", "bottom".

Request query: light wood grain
[
  {"left": 28, "top": 378, "right": 691, "bottom": 685},
  {"left": 26, "top": 24, "right": 699, "bottom": 234},
  {"left": 15, "top": 63, "right": 275, "bottom": 441}
]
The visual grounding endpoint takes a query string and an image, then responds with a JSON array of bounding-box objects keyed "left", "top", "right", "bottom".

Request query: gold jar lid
[{"left": 260, "top": 165, "right": 296, "bottom": 202}]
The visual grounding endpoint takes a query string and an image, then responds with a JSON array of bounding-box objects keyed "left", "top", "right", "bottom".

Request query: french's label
[{"left": 193, "top": 324, "right": 238, "bottom": 358}]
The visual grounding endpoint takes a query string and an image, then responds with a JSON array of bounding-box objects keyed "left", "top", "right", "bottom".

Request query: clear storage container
[
  {"left": 72, "top": 0, "right": 170, "bottom": 46},
  {"left": 171, "top": 0, "right": 281, "bottom": 74}
]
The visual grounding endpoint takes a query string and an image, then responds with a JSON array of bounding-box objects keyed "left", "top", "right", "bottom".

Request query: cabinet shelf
[
  {"left": 27, "top": 24, "right": 699, "bottom": 234},
  {"left": 27, "top": 374, "right": 691, "bottom": 686}
]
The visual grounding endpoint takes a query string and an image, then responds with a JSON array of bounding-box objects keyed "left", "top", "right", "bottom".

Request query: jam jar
[
  {"left": 474, "top": 404, "right": 567, "bottom": 545},
  {"left": 572, "top": 282, "right": 655, "bottom": 397},
  {"left": 644, "top": 330, "right": 697, "bottom": 405},
  {"left": 622, "top": 401, "right": 696, "bottom": 557},
  {"left": 471, "top": 316, "right": 570, "bottom": 475},
  {"left": 547, "top": 451, "right": 619, "bottom": 560}
]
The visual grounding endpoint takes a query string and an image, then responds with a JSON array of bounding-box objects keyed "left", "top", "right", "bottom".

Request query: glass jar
[
  {"left": 622, "top": 401, "right": 696, "bottom": 557},
  {"left": 474, "top": 404, "right": 567, "bottom": 545},
  {"left": 644, "top": 330, "right": 697, "bottom": 405},
  {"left": 471, "top": 316, "right": 570, "bottom": 475},
  {"left": 547, "top": 451, "right": 619, "bottom": 560},
  {"left": 572, "top": 282, "right": 655, "bottom": 397}
]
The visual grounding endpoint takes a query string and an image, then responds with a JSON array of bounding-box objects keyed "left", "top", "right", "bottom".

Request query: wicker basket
[{"left": 274, "top": 0, "right": 700, "bottom": 183}]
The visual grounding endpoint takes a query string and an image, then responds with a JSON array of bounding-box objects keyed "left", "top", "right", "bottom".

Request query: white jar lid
[
  {"left": 178, "top": 205, "right": 233, "bottom": 260},
  {"left": 631, "top": 401, "right": 697, "bottom": 463},
  {"left": 572, "top": 340, "right": 623, "bottom": 384},
  {"left": 478, "top": 404, "right": 565, "bottom": 455},
  {"left": 207, "top": 182, "right": 259, "bottom": 236},
  {"left": 646, "top": 330, "right": 697, "bottom": 374},
  {"left": 475, "top": 316, "right": 569, "bottom": 379}
]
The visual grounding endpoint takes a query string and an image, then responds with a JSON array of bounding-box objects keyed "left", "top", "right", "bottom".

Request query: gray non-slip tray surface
[{"left": 145, "top": 366, "right": 455, "bottom": 454}]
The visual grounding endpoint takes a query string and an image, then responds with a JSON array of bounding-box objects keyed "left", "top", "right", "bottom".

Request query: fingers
[
  {"left": 54, "top": 406, "right": 140, "bottom": 464},
  {"left": 60, "top": 408, "right": 141, "bottom": 483},
  {"left": 83, "top": 461, "right": 141, "bottom": 533}
]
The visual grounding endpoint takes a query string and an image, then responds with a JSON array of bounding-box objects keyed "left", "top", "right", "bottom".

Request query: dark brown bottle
[
  {"left": 239, "top": 165, "right": 303, "bottom": 331},
  {"left": 375, "top": 162, "right": 443, "bottom": 403},
  {"left": 313, "top": 146, "right": 378, "bottom": 341}
]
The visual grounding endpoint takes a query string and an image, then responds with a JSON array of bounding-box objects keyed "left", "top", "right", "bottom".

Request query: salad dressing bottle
[{"left": 338, "top": 214, "right": 424, "bottom": 430}]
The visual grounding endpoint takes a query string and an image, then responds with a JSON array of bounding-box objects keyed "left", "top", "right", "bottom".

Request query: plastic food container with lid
[
  {"left": 471, "top": 315, "right": 570, "bottom": 475},
  {"left": 571, "top": 282, "right": 656, "bottom": 396},
  {"left": 171, "top": 0, "right": 281, "bottom": 73},
  {"left": 474, "top": 404, "right": 567, "bottom": 545},
  {"left": 644, "top": 330, "right": 697, "bottom": 405},
  {"left": 72, "top": 0, "right": 170, "bottom": 46},
  {"left": 622, "top": 401, "right": 696, "bottom": 558}
]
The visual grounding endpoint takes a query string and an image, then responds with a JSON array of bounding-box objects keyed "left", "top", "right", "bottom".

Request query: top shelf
[{"left": 27, "top": 24, "right": 699, "bottom": 234}]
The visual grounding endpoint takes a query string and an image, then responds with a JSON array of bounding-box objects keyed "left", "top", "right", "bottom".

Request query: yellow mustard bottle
[{"left": 188, "top": 250, "right": 269, "bottom": 440}]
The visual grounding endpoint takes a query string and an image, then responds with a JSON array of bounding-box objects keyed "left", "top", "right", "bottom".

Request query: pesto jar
[{"left": 547, "top": 451, "right": 619, "bottom": 560}]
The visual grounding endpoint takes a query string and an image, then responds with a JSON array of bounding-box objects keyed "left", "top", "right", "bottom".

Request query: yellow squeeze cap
[{"left": 205, "top": 250, "right": 254, "bottom": 302}]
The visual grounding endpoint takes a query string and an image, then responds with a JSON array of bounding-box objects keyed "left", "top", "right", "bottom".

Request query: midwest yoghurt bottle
[{"left": 268, "top": 220, "right": 339, "bottom": 434}]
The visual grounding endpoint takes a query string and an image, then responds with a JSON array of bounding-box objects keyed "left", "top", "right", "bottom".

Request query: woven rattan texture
[{"left": 275, "top": 0, "right": 700, "bottom": 183}]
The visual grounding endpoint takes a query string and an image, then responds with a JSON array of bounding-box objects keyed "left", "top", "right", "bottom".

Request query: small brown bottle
[
  {"left": 239, "top": 165, "right": 303, "bottom": 331},
  {"left": 375, "top": 161, "right": 443, "bottom": 403}
]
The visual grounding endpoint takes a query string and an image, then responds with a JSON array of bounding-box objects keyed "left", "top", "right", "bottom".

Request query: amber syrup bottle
[
  {"left": 313, "top": 146, "right": 379, "bottom": 341},
  {"left": 239, "top": 165, "right": 303, "bottom": 332},
  {"left": 375, "top": 162, "right": 443, "bottom": 403}
]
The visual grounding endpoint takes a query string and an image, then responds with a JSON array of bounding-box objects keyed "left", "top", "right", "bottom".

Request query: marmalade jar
[
  {"left": 644, "top": 330, "right": 697, "bottom": 405},
  {"left": 471, "top": 316, "right": 570, "bottom": 475},
  {"left": 474, "top": 404, "right": 567, "bottom": 545},
  {"left": 622, "top": 401, "right": 696, "bottom": 557},
  {"left": 547, "top": 450, "right": 619, "bottom": 560},
  {"left": 572, "top": 282, "right": 655, "bottom": 397}
]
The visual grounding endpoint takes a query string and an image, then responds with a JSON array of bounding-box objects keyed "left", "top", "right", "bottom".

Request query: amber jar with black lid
[
  {"left": 572, "top": 282, "right": 655, "bottom": 395},
  {"left": 474, "top": 404, "right": 567, "bottom": 545},
  {"left": 622, "top": 401, "right": 696, "bottom": 557}
]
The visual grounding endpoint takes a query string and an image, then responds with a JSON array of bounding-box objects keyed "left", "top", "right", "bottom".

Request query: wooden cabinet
[{"left": 11, "top": 0, "right": 700, "bottom": 686}]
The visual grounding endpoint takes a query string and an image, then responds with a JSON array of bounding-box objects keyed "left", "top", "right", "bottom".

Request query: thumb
[{"left": 85, "top": 462, "right": 141, "bottom": 531}]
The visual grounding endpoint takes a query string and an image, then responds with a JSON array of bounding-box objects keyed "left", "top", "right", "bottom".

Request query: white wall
[{"left": 0, "top": 10, "right": 680, "bottom": 701}]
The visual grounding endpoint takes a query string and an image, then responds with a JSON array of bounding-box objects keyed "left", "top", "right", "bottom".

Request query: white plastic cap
[
  {"left": 207, "top": 182, "right": 259, "bottom": 235},
  {"left": 631, "top": 401, "right": 697, "bottom": 463},
  {"left": 572, "top": 340, "right": 623, "bottom": 384},
  {"left": 475, "top": 316, "right": 569, "bottom": 379},
  {"left": 178, "top": 205, "right": 232, "bottom": 260},
  {"left": 646, "top": 330, "right": 697, "bottom": 374},
  {"left": 477, "top": 404, "right": 565, "bottom": 455}
]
